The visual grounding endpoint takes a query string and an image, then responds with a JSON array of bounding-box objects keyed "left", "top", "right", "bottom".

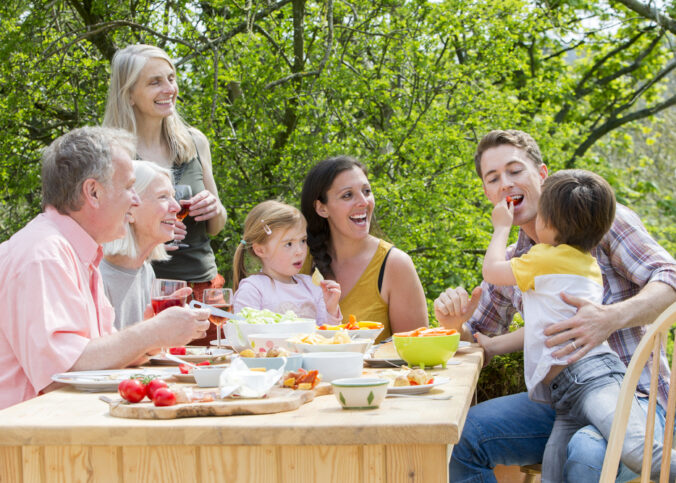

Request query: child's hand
[
  {"left": 491, "top": 198, "right": 514, "bottom": 230},
  {"left": 321, "top": 280, "right": 341, "bottom": 318},
  {"left": 474, "top": 332, "right": 496, "bottom": 367}
]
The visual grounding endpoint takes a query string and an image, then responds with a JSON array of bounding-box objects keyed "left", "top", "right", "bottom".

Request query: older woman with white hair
[
  {"left": 102, "top": 161, "right": 180, "bottom": 330},
  {"left": 103, "top": 44, "right": 226, "bottom": 342}
]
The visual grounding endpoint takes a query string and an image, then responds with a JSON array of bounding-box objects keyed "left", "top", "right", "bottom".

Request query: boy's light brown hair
[
  {"left": 474, "top": 130, "right": 543, "bottom": 178},
  {"left": 539, "top": 169, "right": 616, "bottom": 252}
]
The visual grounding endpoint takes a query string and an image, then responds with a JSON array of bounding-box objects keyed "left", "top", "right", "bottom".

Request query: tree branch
[
  {"left": 567, "top": 93, "right": 676, "bottom": 167},
  {"left": 613, "top": 0, "right": 676, "bottom": 35}
]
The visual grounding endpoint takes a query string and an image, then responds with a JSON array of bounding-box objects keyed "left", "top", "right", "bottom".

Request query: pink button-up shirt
[{"left": 0, "top": 207, "right": 115, "bottom": 409}]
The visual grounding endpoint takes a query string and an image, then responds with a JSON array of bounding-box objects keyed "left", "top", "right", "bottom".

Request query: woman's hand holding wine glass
[{"left": 167, "top": 184, "right": 192, "bottom": 250}]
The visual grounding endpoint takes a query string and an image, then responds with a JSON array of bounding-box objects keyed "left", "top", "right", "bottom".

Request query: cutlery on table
[{"left": 164, "top": 353, "right": 200, "bottom": 369}]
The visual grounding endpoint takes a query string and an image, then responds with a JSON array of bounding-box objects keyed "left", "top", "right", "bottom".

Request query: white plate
[
  {"left": 172, "top": 372, "right": 196, "bottom": 383},
  {"left": 51, "top": 368, "right": 178, "bottom": 392},
  {"left": 363, "top": 357, "right": 407, "bottom": 368},
  {"left": 387, "top": 376, "right": 450, "bottom": 395},
  {"left": 457, "top": 341, "right": 471, "bottom": 350},
  {"left": 149, "top": 347, "right": 232, "bottom": 365}
]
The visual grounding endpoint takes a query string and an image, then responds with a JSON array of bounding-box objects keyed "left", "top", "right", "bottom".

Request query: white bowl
[
  {"left": 225, "top": 319, "right": 317, "bottom": 350},
  {"left": 301, "top": 352, "right": 364, "bottom": 382},
  {"left": 292, "top": 338, "right": 373, "bottom": 354},
  {"left": 239, "top": 354, "right": 303, "bottom": 372},
  {"left": 193, "top": 366, "right": 227, "bottom": 387},
  {"left": 331, "top": 377, "right": 389, "bottom": 409}
]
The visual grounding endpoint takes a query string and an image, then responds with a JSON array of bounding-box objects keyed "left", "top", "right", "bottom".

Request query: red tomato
[
  {"left": 118, "top": 378, "right": 146, "bottom": 403},
  {"left": 178, "top": 364, "right": 191, "bottom": 374},
  {"left": 153, "top": 388, "right": 177, "bottom": 407},
  {"left": 196, "top": 360, "right": 211, "bottom": 366},
  {"left": 146, "top": 379, "right": 168, "bottom": 401},
  {"left": 169, "top": 347, "right": 187, "bottom": 355},
  {"left": 506, "top": 195, "right": 513, "bottom": 203}
]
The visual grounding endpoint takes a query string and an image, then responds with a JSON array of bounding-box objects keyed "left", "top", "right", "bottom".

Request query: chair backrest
[{"left": 600, "top": 301, "right": 676, "bottom": 483}]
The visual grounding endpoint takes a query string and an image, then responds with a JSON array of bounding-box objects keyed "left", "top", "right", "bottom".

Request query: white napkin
[{"left": 219, "top": 357, "right": 284, "bottom": 398}]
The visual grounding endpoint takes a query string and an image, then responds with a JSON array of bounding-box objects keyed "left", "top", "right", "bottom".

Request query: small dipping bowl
[
  {"left": 331, "top": 377, "right": 389, "bottom": 409},
  {"left": 239, "top": 353, "right": 303, "bottom": 372},
  {"left": 192, "top": 366, "right": 227, "bottom": 387}
]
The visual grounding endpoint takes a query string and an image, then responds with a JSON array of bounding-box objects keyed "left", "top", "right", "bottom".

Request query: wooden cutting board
[{"left": 103, "top": 384, "right": 332, "bottom": 420}]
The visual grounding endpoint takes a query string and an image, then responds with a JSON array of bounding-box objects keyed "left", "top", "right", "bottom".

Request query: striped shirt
[{"left": 468, "top": 204, "right": 676, "bottom": 408}]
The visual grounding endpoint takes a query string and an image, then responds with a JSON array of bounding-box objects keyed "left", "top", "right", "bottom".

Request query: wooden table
[{"left": 0, "top": 346, "right": 482, "bottom": 483}]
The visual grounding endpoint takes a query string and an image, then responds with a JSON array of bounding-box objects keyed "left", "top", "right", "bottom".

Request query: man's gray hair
[{"left": 41, "top": 126, "right": 136, "bottom": 213}]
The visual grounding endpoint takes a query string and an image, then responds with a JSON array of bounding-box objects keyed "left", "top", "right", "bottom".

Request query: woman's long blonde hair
[
  {"left": 232, "top": 200, "right": 306, "bottom": 291},
  {"left": 103, "top": 44, "right": 196, "bottom": 165}
]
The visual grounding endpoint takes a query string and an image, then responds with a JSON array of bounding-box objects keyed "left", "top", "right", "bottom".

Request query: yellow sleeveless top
[
  {"left": 340, "top": 239, "right": 393, "bottom": 341},
  {"left": 302, "top": 239, "right": 394, "bottom": 341}
]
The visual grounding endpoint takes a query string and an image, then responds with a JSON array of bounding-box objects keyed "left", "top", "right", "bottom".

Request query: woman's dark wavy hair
[{"left": 300, "top": 155, "right": 367, "bottom": 278}]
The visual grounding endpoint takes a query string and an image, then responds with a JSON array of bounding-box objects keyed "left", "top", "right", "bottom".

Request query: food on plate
[
  {"left": 118, "top": 378, "right": 146, "bottom": 403},
  {"left": 311, "top": 267, "right": 324, "bottom": 286},
  {"left": 283, "top": 368, "right": 320, "bottom": 390},
  {"left": 245, "top": 346, "right": 292, "bottom": 358},
  {"left": 378, "top": 368, "right": 434, "bottom": 387},
  {"left": 152, "top": 387, "right": 177, "bottom": 406},
  {"left": 168, "top": 346, "right": 187, "bottom": 355},
  {"left": 178, "top": 360, "right": 211, "bottom": 374},
  {"left": 237, "top": 307, "right": 302, "bottom": 325},
  {"left": 395, "top": 327, "right": 458, "bottom": 337},
  {"left": 318, "top": 314, "right": 383, "bottom": 331},
  {"left": 288, "top": 332, "right": 351, "bottom": 345}
]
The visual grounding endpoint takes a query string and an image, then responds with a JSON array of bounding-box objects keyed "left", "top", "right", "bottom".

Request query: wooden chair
[
  {"left": 599, "top": 301, "right": 676, "bottom": 483},
  {"left": 519, "top": 301, "right": 676, "bottom": 483}
]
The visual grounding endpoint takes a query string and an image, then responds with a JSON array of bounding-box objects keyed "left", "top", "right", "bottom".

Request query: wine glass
[
  {"left": 168, "top": 184, "right": 192, "bottom": 249},
  {"left": 151, "top": 278, "right": 188, "bottom": 356},
  {"left": 151, "top": 278, "right": 188, "bottom": 314},
  {"left": 203, "top": 288, "right": 233, "bottom": 348}
]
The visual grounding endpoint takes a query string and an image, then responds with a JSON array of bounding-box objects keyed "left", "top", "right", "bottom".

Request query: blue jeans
[
  {"left": 545, "top": 354, "right": 675, "bottom": 482},
  {"left": 565, "top": 397, "right": 674, "bottom": 482},
  {"left": 449, "top": 390, "right": 674, "bottom": 482}
]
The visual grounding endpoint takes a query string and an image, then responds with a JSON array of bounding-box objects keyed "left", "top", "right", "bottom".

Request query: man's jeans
[{"left": 449, "top": 390, "right": 673, "bottom": 483}]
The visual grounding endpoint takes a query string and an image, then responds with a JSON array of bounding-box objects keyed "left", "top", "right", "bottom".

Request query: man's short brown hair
[
  {"left": 539, "top": 170, "right": 616, "bottom": 252},
  {"left": 474, "top": 130, "right": 543, "bottom": 178}
]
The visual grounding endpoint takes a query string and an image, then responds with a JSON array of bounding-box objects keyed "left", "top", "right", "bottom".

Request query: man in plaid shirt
[{"left": 435, "top": 130, "right": 676, "bottom": 482}]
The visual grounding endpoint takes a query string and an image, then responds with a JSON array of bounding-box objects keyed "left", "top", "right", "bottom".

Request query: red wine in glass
[
  {"left": 151, "top": 296, "right": 186, "bottom": 314},
  {"left": 176, "top": 201, "right": 191, "bottom": 221},
  {"left": 168, "top": 185, "right": 192, "bottom": 249}
]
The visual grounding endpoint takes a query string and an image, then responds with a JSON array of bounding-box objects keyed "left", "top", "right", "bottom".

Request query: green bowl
[{"left": 392, "top": 333, "right": 460, "bottom": 369}]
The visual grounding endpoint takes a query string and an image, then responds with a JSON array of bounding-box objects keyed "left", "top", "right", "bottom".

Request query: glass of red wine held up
[{"left": 167, "top": 184, "right": 192, "bottom": 249}]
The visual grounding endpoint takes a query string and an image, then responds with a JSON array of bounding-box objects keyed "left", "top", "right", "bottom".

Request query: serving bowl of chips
[{"left": 288, "top": 332, "right": 373, "bottom": 354}]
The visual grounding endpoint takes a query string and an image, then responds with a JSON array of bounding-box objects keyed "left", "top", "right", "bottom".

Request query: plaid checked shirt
[{"left": 467, "top": 204, "right": 676, "bottom": 408}]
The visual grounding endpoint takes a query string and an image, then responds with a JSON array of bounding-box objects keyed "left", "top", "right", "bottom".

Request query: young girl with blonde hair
[{"left": 233, "top": 201, "right": 342, "bottom": 325}]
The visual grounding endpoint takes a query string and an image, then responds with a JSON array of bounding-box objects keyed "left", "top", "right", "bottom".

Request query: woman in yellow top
[{"left": 300, "top": 156, "right": 428, "bottom": 340}]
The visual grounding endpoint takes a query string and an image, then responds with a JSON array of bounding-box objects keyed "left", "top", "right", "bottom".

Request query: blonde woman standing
[{"left": 103, "top": 44, "right": 226, "bottom": 344}]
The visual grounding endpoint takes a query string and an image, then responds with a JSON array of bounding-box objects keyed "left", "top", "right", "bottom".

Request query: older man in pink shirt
[{"left": 0, "top": 127, "right": 210, "bottom": 410}]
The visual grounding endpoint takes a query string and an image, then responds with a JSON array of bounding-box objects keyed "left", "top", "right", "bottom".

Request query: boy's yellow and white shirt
[{"left": 511, "top": 244, "right": 616, "bottom": 403}]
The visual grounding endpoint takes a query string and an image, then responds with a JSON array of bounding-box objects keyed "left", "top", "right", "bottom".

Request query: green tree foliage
[{"left": 0, "top": 0, "right": 674, "bottom": 330}]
